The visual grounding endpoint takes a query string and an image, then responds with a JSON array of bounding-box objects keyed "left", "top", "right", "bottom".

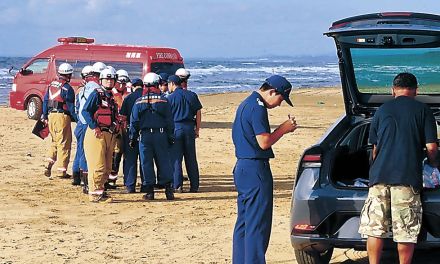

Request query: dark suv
[{"left": 290, "top": 12, "right": 440, "bottom": 264}]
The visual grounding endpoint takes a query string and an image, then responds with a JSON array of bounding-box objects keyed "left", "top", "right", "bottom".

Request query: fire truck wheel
[{"left": 27, "top": 97, "right": 42, "bottom": 120}]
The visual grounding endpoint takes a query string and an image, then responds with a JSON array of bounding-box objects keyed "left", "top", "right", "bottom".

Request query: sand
[{"left": 0, "top": 88, "right": 375, "bottom": 264}]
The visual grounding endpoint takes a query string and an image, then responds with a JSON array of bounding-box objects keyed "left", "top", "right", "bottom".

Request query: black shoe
[
  {"left": 165, "top": 185, "right": 175, "bottom": 200},
  {"left": 83, "top": 185, "right": 89, "bottom": 194},
  {"left": 189, "top": 188, "right": 199, "bottom": 193},
  {"left": 143, "top": 192, "right": 154, "bottom": 200},
  {"left": 104, "top": 182, "right": 117, "bottom": 190},
  {"left": 44, "top": 162, "right": 54, "bottom": 177},
  {"left": 71, "top": 172, "right": 81, "bottom": 186},
  {"left": 183, "top": 176, "right": 189, "bottom": 181}
]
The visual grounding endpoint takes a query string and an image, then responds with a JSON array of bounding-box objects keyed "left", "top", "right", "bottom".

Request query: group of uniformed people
[{"left": 42, "top": 62, "right": 203, "bottom": 203}]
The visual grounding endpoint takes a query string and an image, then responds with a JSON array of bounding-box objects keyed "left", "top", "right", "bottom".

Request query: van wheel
[
  {"left": 294, "top": 248, "right": 334, "bottom": 264},
  {"left": 27, "top": 97, "right": 42, "bottom": 120}
]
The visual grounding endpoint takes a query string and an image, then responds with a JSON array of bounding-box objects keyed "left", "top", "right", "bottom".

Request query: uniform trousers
[
  {"left": 232, "top": 159, "right": 273, "bottom": 264},
  {"left": 72, "top": 122, "right": 88, "bottom": 173},
  {"left": 172, "top": 123, "right": 199, "bottom": 190},
  {"left": 84, "top": 128, "right": 116, "bottom": 192},
  {"left": 123, "top": 130, "right": 141, "bottom": 190},
  {"left": 139, "top": 130, "right": 173, "bottom": 187},
  {"left": 47, "top": 112, "right": 72, "bottom": 176}
]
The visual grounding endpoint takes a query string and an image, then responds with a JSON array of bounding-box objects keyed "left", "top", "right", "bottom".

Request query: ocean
[{"left": 0, "top": 56, "right": 341, "bottom": 106}]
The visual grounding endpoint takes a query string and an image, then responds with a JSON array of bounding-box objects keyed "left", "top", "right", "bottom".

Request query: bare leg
[
  {"left": 397, "top": 242, "right": 414, "bottom": 264},
  {"left": 367, "top": 236, "right": 384, "bottom": 264}
]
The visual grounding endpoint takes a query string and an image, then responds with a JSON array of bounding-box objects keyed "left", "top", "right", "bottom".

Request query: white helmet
[
  {"left": 100, "top": 67, "right": 117, "bottom": 80},
  {"left": 116, "top": 69, "right": 130, "bottom": 83},
  {"left": 58, "top": 63, "right": 74, "bottom": 75},
  {"left": 106, "top": 65, "right": 116, "bottom": 72},
  {"left": 143, "top": 72, "right": 160, "bottom": 86},
  {"left": 81, "top": 65, "right": 93, "bottom": 78},
  {"left": 92, "top": 62, "right": 107, "bottom": 73},
  {"left": 175, "top": 68, "right": 190, "bottom": 79}
]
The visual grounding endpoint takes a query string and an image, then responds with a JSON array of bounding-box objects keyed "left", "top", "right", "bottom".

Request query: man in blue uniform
[
  {"left": 119, "top": 78, "right": 144, "bottom": 193},
  {"left": 42, "top": 63, "right": 77, "bottom": 179},
  {"left": 129, "top": 73, "right": 175, "bottom": 200},
  {"left": 167, "top": 75, "right": 202, "bottom": 193},
  {"left": 232, "top": 75, "right": 297, "bottom": 264}
]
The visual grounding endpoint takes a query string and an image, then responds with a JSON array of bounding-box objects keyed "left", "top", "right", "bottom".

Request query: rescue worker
[
  {"left": 108, "top": 69, "right": 131, "bottom": 187},
  {"left": 71, "top": 65, "right": 93, "bottom": 185},
  {"left": 231, "top": 75, "right": 297, "bottom": 263},
  {"left": 42, "top": 63, "right": 77, "bottom": 178},
  {"left": 129, "top": 73, "right": 175, "bottom": 200},
  {"left": 167, "top": 75, "right": 202, "bottom": 193},
  {"left": 82, "top": 67, "right": 120, "bottom": 202},
  {"left": 158, "top": 72, "right": 170, "bottom": 96},
  {"left": 175, "top": 68, "right": 190, "bottom": 90},
  {"left": 119, "top": 78, "right": 144, "bottom": 193},
  {"left": 76, "top": 62, "right": 106, "bottom": 194}
]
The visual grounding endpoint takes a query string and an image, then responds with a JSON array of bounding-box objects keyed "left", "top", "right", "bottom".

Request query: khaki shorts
[{"left": 358, "top": 184, "right": 422, "bottom": 243}]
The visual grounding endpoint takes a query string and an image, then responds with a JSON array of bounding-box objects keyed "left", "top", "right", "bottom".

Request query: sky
[{"left": 1, "top": 0, "right": 440, "bottom": 59}]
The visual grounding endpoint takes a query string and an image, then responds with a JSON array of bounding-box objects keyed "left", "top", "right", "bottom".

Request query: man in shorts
[{"left": 359, "top": 72, "right": 438, "bottom": 264}]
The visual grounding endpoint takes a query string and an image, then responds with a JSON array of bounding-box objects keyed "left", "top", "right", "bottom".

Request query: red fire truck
[{"left": 9, "top": 37, "right": 185, "bottom": 119}]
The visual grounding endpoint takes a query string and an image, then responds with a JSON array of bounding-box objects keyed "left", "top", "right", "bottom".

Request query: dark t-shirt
[
  {"left": 369, "top": 96, "right": 437, "bottom": 190},
  {"left": 232, "top": 91, "right": 274, "bottom": 159}
]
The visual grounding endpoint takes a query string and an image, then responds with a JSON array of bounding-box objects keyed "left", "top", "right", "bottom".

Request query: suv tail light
[{"left": 302, "top": 154, "right": 321, "bottom": 168}]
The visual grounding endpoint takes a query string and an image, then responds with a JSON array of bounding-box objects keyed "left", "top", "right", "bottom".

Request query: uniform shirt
[
  {"left": 77, "top": 81, "right": 100, "bottom": 125},
  {"left": 129, "top": 92, "right": 174, "bottom": 140},
  {"left": 167, "top": 87, "right": 202, "bottom": 124},
  {"left": 42, "top": 80, "right": 76, "bottom": 121},
  {"left": 119, "top": 88, "right": 143, "bottom": 124},
  {"left": 81, "top": 87, "right": 116, "bottom": 130},
  {"left": 369, "top": 95, "right": 437, "bottom": 190},
  {"left": 232, "top": 91, "right": 274, "bottom": 159}
]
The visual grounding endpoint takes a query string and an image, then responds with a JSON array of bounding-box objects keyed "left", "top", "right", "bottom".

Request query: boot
[
  {"left": 82, "top": 171, "right": 89, "bottom": 194},
  {"left": 72, "top": 171, "right": 81, "bottom": 185},
  {"left": 143, "top": 186, "right": 155, "bottom": 200},
  {"left": 165, "top": 183, "right": 175, "bottom": 200},
  {"left": 44, "top": 161, "right": 54, "bottom": 177}
]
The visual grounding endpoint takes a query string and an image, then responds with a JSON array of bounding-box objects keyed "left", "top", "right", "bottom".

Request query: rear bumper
[{"left": 9, "top": 91, "right": 24, "bottom": 110}]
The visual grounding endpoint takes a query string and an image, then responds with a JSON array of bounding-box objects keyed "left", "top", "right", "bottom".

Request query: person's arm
[
  {"left": 195, "top": 109, "right": 201, "bottom": 138},
  {"left": 42, "top": 89, "right": 49, "bottom": 122},
  {"left": 82, "top": 91, "right": 100, "bottom": 136},
  {"left": 65, "top": 86, "right": 77, "bottom": 122},
  {"left": 426, "top": 142, "right": 438, "bottom": 167},
  {"left": 372, "top": 145, "right": 377, "bottom": 161},
  {"left": 256, "top": 117, "right": 297, "bottom": 150}
]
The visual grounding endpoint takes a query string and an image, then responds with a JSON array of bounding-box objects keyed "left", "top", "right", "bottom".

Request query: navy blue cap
[
  {"left": 264, "top": 75, "right": 293, "bottom": 106},
  {"left": 159, "top": 73, "right": 169, "bottom": 84},
  {"left": 168, "top": 75, "right": 182, "bottom": 85},
  {"left": 131, "top": 78, "right": 143, "bottom": 87}
]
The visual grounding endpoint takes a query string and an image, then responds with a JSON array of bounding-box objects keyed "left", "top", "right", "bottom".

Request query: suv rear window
[
  {"left": 352, "top": 48, "right": 440, "bottom": 94},
  {"left": 150, "top": 62, "right": 184, "bottom": 75}
]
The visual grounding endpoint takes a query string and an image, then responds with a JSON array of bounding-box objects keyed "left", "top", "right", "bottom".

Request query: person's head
[
  {"left": 131, "top": 78, "right": 143, "bottom": 90},
  {"left": 99, "top": 68, "right": 117, "bottom": 90},
  {"left": 81, "top": 65, "right": 93, "bottom": 79},
  {"left": 116, "top": 69, "right": 130, "bottom": 92},
  {"left": 175, "top": 68, "right": 190, "bottom": 88},
  {"left": 258, "top": 75, "right": 293, "bottom": 109},
  {"left": 91, "top": 62, "right": 107, "bottom": 76},
  {"left": 57, "top": 63, "right": 74, "bottom": 81},
  {"left": 392, "top": 72, "right": 418, "bottom": 97},
  {"left": 143, "top": 72, "right": 161, "bottom": 94},
  {"left": 167, "top": 75, "right": 182, "bottom": 92},
  {"left": 159, "top": 73, "right": 169, "bottom": 93}
]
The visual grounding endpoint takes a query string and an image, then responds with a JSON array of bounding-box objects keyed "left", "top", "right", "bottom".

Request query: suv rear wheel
[
  {"left": 294, "top": 248, "right": 334, "bottom": 264},
  {"left": 27, "top": 97, "right": 42, "bottom": 120}
]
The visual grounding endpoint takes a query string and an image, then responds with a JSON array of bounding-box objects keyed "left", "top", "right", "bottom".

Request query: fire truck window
[
  {"left": 151, "top": 62, "right": 184, "bottom": 75},
  {"left": 25, "top": 59, "right": 50, "bottom": 74},
  {"left": 55, "top": 60, "right": 92, "bottom": 80}
]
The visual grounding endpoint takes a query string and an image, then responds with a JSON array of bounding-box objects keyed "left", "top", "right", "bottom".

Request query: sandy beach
[{"left": 0, "top": 88, "right": 373, "bottom": 263}]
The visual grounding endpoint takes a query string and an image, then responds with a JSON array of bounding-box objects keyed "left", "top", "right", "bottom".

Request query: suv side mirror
[{"left": 19, "top": 68, "right": 33, "bottom": 75}]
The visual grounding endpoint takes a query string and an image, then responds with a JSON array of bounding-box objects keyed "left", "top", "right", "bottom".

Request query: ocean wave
[{"left": 190, "top": 65, "right": 340, "bottom": 75}]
